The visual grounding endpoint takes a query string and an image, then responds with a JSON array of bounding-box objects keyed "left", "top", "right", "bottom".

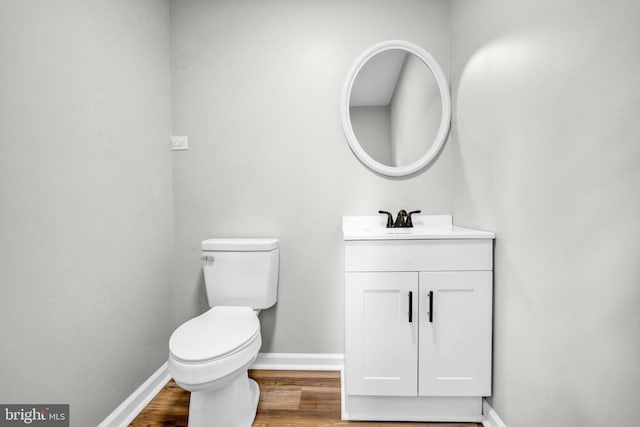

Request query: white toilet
[{"left": 168, "top": 238, "right": 279, "bottom": 427}]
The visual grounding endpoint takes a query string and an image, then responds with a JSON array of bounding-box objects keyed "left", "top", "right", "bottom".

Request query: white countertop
[{"left": 342, "top": 215, "right": 495, "bottom": 241}]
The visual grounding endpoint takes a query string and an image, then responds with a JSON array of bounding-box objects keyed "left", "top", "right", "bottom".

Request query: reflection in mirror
[{"left": 349, "top": 50, "right": 442, "bottom": 167}]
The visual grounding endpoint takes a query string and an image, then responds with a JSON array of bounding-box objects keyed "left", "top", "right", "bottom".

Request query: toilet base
[{"left": 187, "top": 371, "right": 260, "bottom": 427}]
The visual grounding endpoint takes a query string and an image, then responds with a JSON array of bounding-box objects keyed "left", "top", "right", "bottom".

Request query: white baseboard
[
  {"left": 97, "top": 362, "right": 171, "bottom": 427},
  {"left": 482, "top": 399, "right": 507, "bottom": 427},
  {"left": 251, "top": 352, "right": 344, "bottom": 371}
]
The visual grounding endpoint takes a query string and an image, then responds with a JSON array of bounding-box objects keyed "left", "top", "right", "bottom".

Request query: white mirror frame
[{"left": 341, "top": 40, "right": 451, "bottom": 177}]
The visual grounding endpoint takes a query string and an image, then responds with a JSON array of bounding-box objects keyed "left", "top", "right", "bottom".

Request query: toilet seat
[
  {"left": 168, "top": 306, "right": 262, "bottom": 391},
  {"left": 170, "top": 306, "right": 259, "bottom": 364}
]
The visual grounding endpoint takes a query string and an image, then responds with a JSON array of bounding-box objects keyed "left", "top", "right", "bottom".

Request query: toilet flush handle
[{"left": 201, "top": 255, "right": 214, "bottom": 263}]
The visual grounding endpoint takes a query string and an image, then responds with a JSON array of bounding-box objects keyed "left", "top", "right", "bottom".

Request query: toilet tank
[{"left": 201, "top": 238, "right": 279, "bottom": 309}]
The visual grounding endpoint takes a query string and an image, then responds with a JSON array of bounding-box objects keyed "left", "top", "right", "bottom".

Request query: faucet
[
  {"left": 394, "top": 209, "right": 409, "bottom": 227},
  {"left": 378, "top": 210, "right": 422, "bottom": 228}
]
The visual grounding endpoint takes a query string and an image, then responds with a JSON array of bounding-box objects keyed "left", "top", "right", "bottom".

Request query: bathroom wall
[
  {"left": 449, "top": 0, "right": 640, "bottom": 425},
  {"left": 170, "top": 0, "right": 451, "bottom": 353},
  {"left": 0, "top": 1, "right": 174, "bottom": 425}
]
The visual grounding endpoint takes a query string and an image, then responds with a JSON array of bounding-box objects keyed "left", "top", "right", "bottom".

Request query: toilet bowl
[
  {"left": 169, "top": 306, "right": 261, "bottom": 427},
  {"left": 168, "top": 238, "right": 279, "bottom": 427}
]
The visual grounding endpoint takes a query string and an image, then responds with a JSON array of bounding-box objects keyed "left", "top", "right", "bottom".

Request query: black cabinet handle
[
  {"left": 408, "top": 291, "right": 413, "bottom": 323},
  {"left": 428, "top": 291, "right": 433, "bottom": 323}
]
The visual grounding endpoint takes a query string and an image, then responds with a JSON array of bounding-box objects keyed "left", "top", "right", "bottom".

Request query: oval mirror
[{"left": 341, "top": 40, "right": 451, "bottom": 177}]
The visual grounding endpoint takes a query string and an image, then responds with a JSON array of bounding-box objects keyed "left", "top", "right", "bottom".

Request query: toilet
[{"left": 168, "top": 238, "right": 279, "bottom": 427}]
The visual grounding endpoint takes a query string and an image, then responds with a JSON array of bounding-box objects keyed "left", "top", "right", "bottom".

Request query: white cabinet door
[
  {"left": 345, "top": 271, "right": 418, "bottom": 396},
  {"left": 418, "top": 271, "right": 492, "bottom": 397}
]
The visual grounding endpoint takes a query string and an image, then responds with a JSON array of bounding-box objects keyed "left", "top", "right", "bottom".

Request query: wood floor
[{"left": 129, "top": 370, "right": 482, "bottom": 427}]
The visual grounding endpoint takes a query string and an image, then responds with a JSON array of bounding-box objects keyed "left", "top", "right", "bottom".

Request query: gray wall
[
  {"left": 0, "top": 1, "right": 174, "bottom": 426},
  {"left": 449, "top": 0, "right": 640, "bottom": 425},
  {"left": 170, "top": 0, "right": 451, "bottom": 353}
]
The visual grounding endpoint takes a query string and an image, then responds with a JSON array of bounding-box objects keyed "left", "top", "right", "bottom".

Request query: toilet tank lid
[{"left": 202, "top": 238, "right": 279, "bottom": 251}]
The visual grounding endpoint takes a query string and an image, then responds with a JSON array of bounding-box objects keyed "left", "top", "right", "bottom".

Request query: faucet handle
[
  {"left": 378, "top": 210, "right": 394, "bottom": 228},
  {"left": 406, "top": 210, "right": 422, "bottom": 227}
]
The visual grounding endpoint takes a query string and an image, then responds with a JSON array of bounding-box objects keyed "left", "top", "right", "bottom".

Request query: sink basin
[{"left": 342, "top": 214, "right": 494, "bottom": 240}]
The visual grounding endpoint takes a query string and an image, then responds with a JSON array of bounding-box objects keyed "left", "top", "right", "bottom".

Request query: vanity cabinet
[{"left": 342, "top": 219, "right": 494, "bottom": 422}]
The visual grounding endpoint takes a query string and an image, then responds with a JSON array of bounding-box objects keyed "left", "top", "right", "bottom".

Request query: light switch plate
[{"left": 171, "top": 136, "right": 189, "bottom": 150}]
